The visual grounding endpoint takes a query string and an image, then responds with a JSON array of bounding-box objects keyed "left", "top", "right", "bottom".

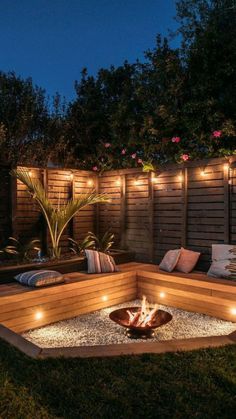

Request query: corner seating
[{"left": 0, "top": 262, "right": 235, "bottom": 333}]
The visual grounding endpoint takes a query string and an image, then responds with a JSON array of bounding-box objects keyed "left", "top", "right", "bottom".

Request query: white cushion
[
  {"left": 207, "top": 259, "right": 236, "bottom": 280},
  {"left": 212, "top": 244, "right": 235, "bottom": 261}
]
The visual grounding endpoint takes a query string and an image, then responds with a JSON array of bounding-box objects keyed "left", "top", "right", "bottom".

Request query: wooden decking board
[
  {"left": 0, "top": 262, "right": 235, "bottom": 333},
  {"left": 0, "top": 276, "right": 136, "bottom": 314}
]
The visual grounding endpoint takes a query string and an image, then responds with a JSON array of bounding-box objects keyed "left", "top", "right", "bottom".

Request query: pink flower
[
  {"left": 212, "top": 130, "right": 222, "bottom": 138},
  {"left": 137, "top": 158, "right": 143, "bottom": 164},
  {"left": 181, "top": 154, "right": 189, "bottom": 161},
  {"left": 92, "top": 166, "right": 98, "bottom": 171},
  {"left": 121, "top": 148, "right": 126, "bottom": 155},
  {"left": 172, "top": 136, "right": 181, "bottom": 143},
  {"left": 131, "top": 153, "right": 137, "bottom": 159},
  {"left": 104, "top": 142, "right": 111, "bottom": 148}
]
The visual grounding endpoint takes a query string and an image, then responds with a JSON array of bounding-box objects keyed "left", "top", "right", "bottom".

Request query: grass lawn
[{"left": 0, "top": 339, "right": 235, "bottom": 419}]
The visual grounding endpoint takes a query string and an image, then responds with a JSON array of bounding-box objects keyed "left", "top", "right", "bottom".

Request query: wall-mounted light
[
  {"left": 151, "top": 174, "right": 157, "bottom": 183},
  {"left": 231, "top": 307, "right": 236, "bottom": 315},
  {"left": 69, "top": 173, "right": 74, "bottom": 180},
  {"left": 134, "top": 178, "right": 140, "bottom": 186},
  {"left": 102, "top": 295, "right": 108, "bottom": 302},
  {"left": 116, "top": 178, "right": 121, "bottom": 186},
  {"left": 35, "top": 311, "right": 43, "bottom": 320},
  {"left": 200, "top": 167, "right": 207, "bottom": 177},
  {"left": 159, "top": 292, "right": 166, "bottom": 298},
  {"left": 28, "top": 170, "right": 32, "bottom": 177},
  {"left": 87, "top": 179, "right": 93, "bottom": 186},
  {"left": 224, "top": 163, "right": 229, "bottom": 170},
  {"left": 178, "top": 174, "right": 183, "bottom": 182}
]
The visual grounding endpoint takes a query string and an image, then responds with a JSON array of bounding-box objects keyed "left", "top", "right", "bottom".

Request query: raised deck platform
[{"left": 0, "top": 262, "right": 236, "bottom": 333}]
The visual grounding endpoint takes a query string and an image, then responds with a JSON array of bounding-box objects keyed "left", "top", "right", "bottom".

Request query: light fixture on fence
[
  {"left": 151, "top": 173, "right": 157, "bottom": 183},
  {"left": 87, "top": 179, "right": 93, "bottom": 186},
  {"left": 134, "top": 177, "right": 140, "bottom": 186},
  {"left": 116, "top": 178, "right": 121, "bottom": 186},
  {"left": 102, "top": 295, "right": 108, "bottom": 302},
  {"left": 28, "top": 170, "right": 32, "bottom": 177},
  {"left": 69, "top": 173, "right": 74, "bottom": 180},
  {"left": 159, "top": 292, "right": 166, "bottom": 298},
  {"left": 231, "top": 307, "right": 236, "bottom": 315},
  {"left": 200, "top": 167, "right": 206, "bottom": 177},
  {"left": 35, "top": 311, "right": 43, "bottom": 320},
  {"left": 178, "top": 174, "right": 183, "bottom": 182},
  {"left": 224, "top": 163, "right": 229, "bottom": 170}
]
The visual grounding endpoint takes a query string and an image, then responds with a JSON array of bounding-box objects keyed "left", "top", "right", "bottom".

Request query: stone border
[{"left": 0, "top": 323, "right": 235, "bottom": 359}]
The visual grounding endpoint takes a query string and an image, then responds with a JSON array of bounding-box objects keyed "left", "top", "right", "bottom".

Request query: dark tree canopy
[{"left": 1, "top": 0, "right": 236, "bottom": 170}]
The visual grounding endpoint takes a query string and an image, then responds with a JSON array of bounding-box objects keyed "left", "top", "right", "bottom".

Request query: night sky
[{"left": 0, "top": 0, "right": 178, "bottom": 101}]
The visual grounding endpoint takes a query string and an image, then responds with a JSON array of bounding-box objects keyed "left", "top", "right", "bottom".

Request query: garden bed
[{"left": 0, "top": 249, "right": 135, "bottom": 283}]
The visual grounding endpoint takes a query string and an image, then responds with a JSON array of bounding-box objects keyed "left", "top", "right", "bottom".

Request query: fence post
[
  {"left": 181, "top": 167, "right": 188, "bottom": 248},
  {"left": 148, "top": 172, "right": 154, "bottom": 262},
  {"left": 120, "top": 174, "right": 127, "bottom": 249},
  {"left": 42, "top": 168, "right": 49, "bottom": 255},
  {"left": 223, "top": 163, "right": 230, "bottom": 243}
]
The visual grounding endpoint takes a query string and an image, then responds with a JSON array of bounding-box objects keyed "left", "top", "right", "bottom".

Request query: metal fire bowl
[{"left": 109, "top": 307, "right": 172, "bottom": 339}]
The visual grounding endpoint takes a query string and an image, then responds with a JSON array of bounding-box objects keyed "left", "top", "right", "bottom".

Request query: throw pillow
[
  {"left": 212, "top": 244, "right": 235, "bottom": 261},
  {"left": 159, "top": 249, "right": 181, "bottom": 272},
  {"left": 15, "top": 270, "right": 64, "bottom": 287},
  {"left": 207, "top": 260, "right": 236, "bottom": 280},
  {"left": 85, "top": 249, "right": 119, "bottom": 273},
  {"left": 175, "top": 248, "right": 201, "bottom": 273}
]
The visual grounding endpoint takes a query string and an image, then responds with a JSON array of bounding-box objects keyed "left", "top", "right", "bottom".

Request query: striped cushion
[
  {"left": 85, "top": 250, "right": 119, "bottom": 273},
  {"left": 15, "top": 270, "right": 64, "bottom": 287}
]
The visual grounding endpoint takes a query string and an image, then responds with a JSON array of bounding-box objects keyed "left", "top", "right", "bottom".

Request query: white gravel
[{"left": 23, "top": 300, "right": 236, "bottom": 348}]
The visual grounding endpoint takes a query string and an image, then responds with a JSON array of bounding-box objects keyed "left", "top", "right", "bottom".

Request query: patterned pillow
[
  {"left": 15, "top": 270, "right": 64, "bottom": 287},
  {"left": 207, "top": 260, "right": 236, "bottom": 280},
  {"left": 85, "top": 249, "right": 119, "bottom": 273},
  {"left": 212, "top": 244, "right": 235, "bottom": 261},
  {"left": 159, "top": 249, "right": 181, "bottom": 272}
]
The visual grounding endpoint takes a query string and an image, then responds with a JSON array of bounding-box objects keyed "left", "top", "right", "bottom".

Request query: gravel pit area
[{"left": 23, "top": 300, "right": 236, "bottom": 348}]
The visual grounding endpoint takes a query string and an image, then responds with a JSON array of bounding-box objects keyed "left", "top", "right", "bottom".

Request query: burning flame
[{"left": 127, "top": 296, "right": 158, "bottom": 327}]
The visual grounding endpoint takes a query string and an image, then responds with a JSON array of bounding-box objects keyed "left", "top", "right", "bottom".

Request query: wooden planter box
[{"left": 0, "top": 250, "right": 135, "bottom": 284}]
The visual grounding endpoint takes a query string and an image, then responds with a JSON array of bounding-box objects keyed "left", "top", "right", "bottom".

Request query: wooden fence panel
[{"left": 1, "top": 156, "right": 236, "bottom": 271}]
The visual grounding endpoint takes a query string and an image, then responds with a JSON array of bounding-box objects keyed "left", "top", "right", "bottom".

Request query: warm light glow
[
  {"left": 70, "top": 173, "right": 74, "bottom": 180},
  {"left": 28, "top": 170, "right": 32, "bottom": 177},
  {"left": 102, "top": 295, "right": 108, "bottom": 302},
  {"left": 224, "top": 163, "right": 229, "bottom": 170},
  {"left": 134, "top": 179, "right": 140, "bottom": 186},
  {"left": 200, "top": 170, "right": 206, "bottom": 177},
  {"left": 151, "top": 176, "right": 157, "bottom": 183},
  {"left": 159, "top": 292, "right": 166, "bottom": 298},
  {"left": 35, "top": 311, "right": 43, "bottom": 320},
  {"left": 229, "top": 179, "right": 232, "bottom": 185},
  {"left": 116, "top": 178, "right": 121, "bottom": 186},
  {"left": 178, "top": 174, "right": 183, "bottom": 182},
  {"left": 87, "top": 179, "right": 93, "bottom": 186},
  {"left": 231, "top": 308, "right": 236, "bottom": 315}
]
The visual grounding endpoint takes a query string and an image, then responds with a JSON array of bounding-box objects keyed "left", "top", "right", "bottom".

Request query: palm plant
[
  {"left": 11, "top": 168, "right": 110, "bottom": 259},
  {"left": 86, "top": 230, "right": 115, "bottom": 253},
  {"left": 68, "top": 235, "right": 95, "bottom": 256}
]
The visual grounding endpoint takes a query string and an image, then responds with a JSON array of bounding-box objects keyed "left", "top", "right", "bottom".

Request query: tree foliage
[{"left": 1, "top": 0, "right": 236, "bottom": 170}]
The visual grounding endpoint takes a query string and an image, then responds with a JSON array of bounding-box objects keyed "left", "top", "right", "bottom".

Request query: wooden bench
[{"left": 0, "top": 262, "right": 235, "bottom": 333}]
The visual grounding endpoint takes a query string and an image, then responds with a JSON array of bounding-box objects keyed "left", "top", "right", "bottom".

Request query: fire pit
[{"left": 109, "top": 296, "right": 172, "bottom": 339}]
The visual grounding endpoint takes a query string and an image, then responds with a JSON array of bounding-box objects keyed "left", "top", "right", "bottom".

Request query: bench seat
[{"left": 0, "top": 262, "right": 235, "bottom": 333}]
